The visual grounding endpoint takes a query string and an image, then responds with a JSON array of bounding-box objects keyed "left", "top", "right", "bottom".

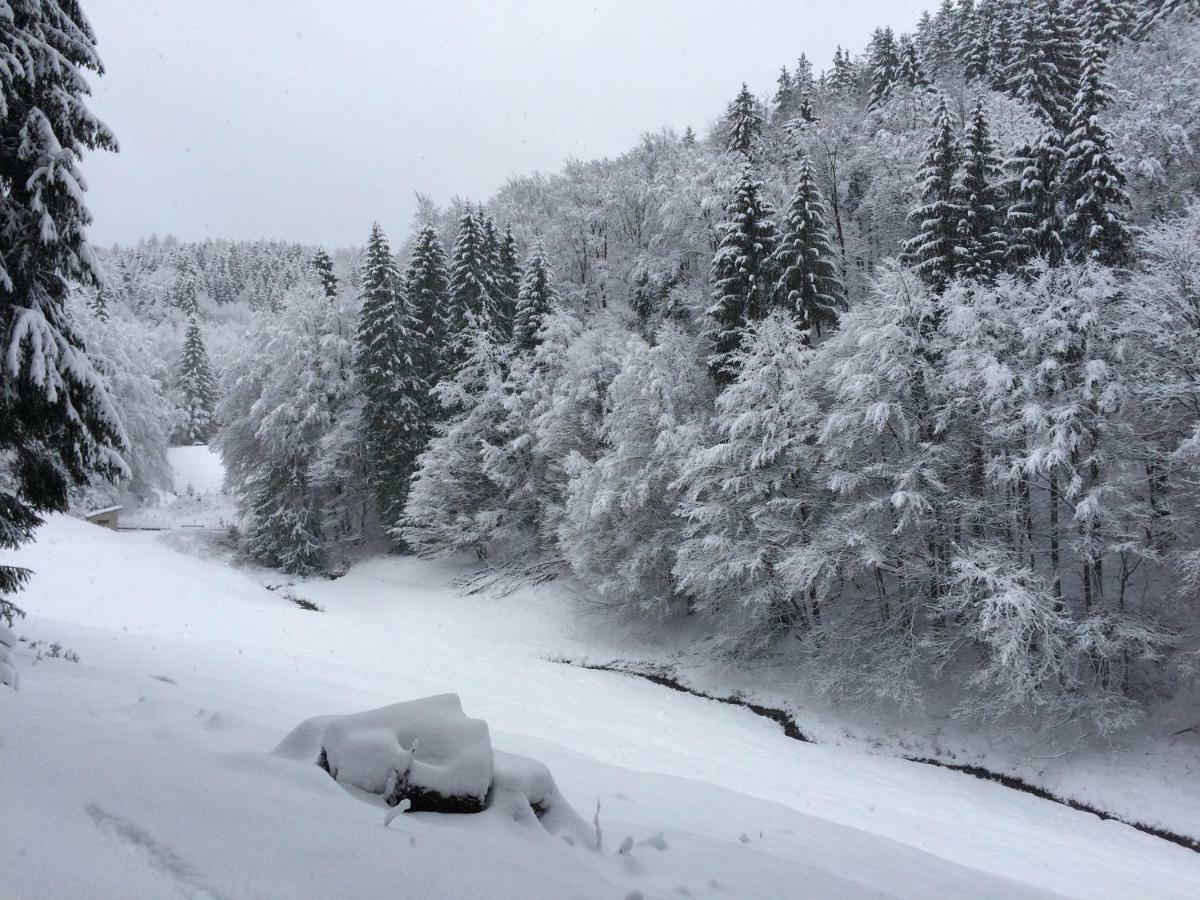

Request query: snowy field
[{"left": 2, "top": 453, "right": 1199, "bottom": 898}]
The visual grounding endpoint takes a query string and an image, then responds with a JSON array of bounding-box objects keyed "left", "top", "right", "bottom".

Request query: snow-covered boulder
[
  {"left": 0, "top": 624, "right": 17, "bottom": 690},
  {"left": 273, "top": 694, "right": 493, "bottom": 813}
]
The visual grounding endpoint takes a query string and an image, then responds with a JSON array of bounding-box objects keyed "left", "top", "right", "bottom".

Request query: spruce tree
[
  {"left": 868, "top": 27, "right": 900, "bottom": 109},
  {"left": 404, "top": 223, "right": 451, "bottom": 388},
  {"left": 724, "top": 83, "right": 762, "bottom": 155},
  {"left": 311, "top": 247, "right": 339, "bottom": 300},
  {"left": 681, "top": 127, "right": 697, "bottom": 148},
  {"left": 1009, "top": 0, "right": 1082, "bottom": 131},
  {"left": 707, "top": 165, "right": 780, "bottom": 382},
  {"left": 772, "top": 155, "right": 846, "bottom": 337},
  {"left": 795, "top": 54, "right": 816, "bottom": 96},
  {"left": 177, "top": 316, "right": 217, "bottom": 444},
  {"left": 0, "top": 1, "right": 126, "bottom": 623},
  {"left": 898, "top": 37, "right": 929, "bottom": 88},
  {"left": 493, "top": 224, "right": 522, "bottom": 342},
  {"left": 1061, "top": 44, "right": 1133, "bottom": 266},
  {"left": 512, "top": 239, "right": 558, "bottom": 352},
  {"left": 774, "top": 66, "right": 796, "bottom": 118},
  {"left": 797, "top": 93, "right": 817, "bottom": 124},
  {"left": 955, "top": 99, "right": 1008, "bottom": 281},
  {"left": 831, "top": 46, "right": 857, "bottom": 93},
  {"left": 902, "top": 97, "right": 965, "bottom": 292},
  {"left": 446, "top": 206, "right": 499, "bottom": 369},
  {"left": 1006, "top": 129, "right": 1067, "bottom": 268},
  {"left": 354, "top": 223, "right": 427, "bottom": 539}
]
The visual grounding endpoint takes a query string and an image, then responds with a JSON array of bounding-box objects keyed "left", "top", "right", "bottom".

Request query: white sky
[{"left": 81, "top": 0, "right": 925, "bottom": 249}]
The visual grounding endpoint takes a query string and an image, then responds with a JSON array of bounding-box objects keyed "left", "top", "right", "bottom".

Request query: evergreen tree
[
  {"left": 707, "top": 165, "right": 780, "bottom": 381},
  {"left": 493, "top": 224, "right": 522, "bottom": 342},
  {"left": 1061, "top": 44, "right": 1133, "bottom": 266},
  {"left": 955, "top": 99, "right": 1008, "bottom": 281},
  {"left": 724, "top": 83, "right": 762, "bottom": 155},
  {"left": 797, "top": 93, "right": 818, "bottom": 124},
  {"left": 902, "top": 97, "right": 965, "bottom": 292},
  {"left": 512, "top": 239, "right": 558, "bottom": 352},
  {"left": 404, "top": 223, "right": 451, "bottom": 387},
  {"left": 772, "top": 155, "right": 846, "bottom": 337},
  {"left": 177, "top": 316, "right": 217, "bottom": 444},
  {"left": 1009, "top": 0, "right": 1082, "bottom": 131},
  {"left": 830, "top": 46, "right": 857, "bottom": 93},
  {"left": 773, "top": 66, "right": 796, "bottom": 118},
  {"left": 173, "top": 258, "right": 200, "bottom": 317},
  {"left": 354, "top": 223, "right": 426, "bottom": 539},
  {"left": 1006, "top": 129, "right": 1067, "bottom": 268},
  {"left": 311, "top": 247, "right": 339, "bottom": 300},
  {"left": 962, "top": 0, "right": 992, "bottom": 81},
  {"left": 795, "top": 54, "right": 816, "bottom": 95},
  {"left": 867, "top": 27, "right": 901, "bottom": 109},
  {"left": 681, "top": 126, "right": 697, "bottom": 148},
  {"left": 898, "top": 37, "right": 929, "bottom": 88},
  {"left": 446, "top": 206, "right": 499, "bottom": 369}
]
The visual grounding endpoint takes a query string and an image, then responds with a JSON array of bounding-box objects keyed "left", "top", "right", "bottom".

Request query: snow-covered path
[{"left": 3, "top": 511, "right": 1199, "bottom": 898}]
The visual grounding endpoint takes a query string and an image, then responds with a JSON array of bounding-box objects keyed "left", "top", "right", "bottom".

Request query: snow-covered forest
[{"left": 5, "top": 0, "right": 1200, "bottom": 895}]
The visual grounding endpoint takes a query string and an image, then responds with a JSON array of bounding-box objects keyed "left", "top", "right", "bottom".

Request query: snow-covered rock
[
  {"left": 273, "top": 694, "right": 493, "bottom": 813},
  {"left": 0, "top": 623, "right": 18, "bottom": 690}
]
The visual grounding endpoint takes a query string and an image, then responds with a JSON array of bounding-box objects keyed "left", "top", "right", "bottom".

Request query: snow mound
[
  {"left": 490, "top": 750, "right": 596, "bottom": 846},
  {"left": 0, "top": 624, "right": 17, "bottom": 689},
  {"left": 273, "top": 694, "right": 493, "bottom": 813}
]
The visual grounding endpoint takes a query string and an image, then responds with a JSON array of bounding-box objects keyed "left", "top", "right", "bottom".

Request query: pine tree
[
  {"left": 797, "top": 93, "right": 818, "bottom": 124},
  {"left": 955, "top": 99, "right": 1008, "bottom": 281},
  {"left": 963, "top": 0, "right": 992, "bottom": 81},
  {"left": 354, "top": 223, "right": 426, "bottom": 539},
  {"left": 902, "top": 97, "right": 965, "bottom": 292},
  {"left": 177, "top": 316, "right": 217, "bottom": 444},
  {"left": 988, "top": 0, "right": 1017, "bottom": 90},
  {"left": 1061, "top": 44, "right": 1133, "bottom": 266},
  {"left": 404, "top": 223, "right": 451, "bottom": 388},
  {"left": 1009, "top": 0, "right": 1082, "bottom": 131},
  {"left": 1006, "top": 129, "right": 1067, "bottom": 268},
  {"left": 512, "top": 239, "right": 558, "bottom": 352},
  {"left": 831, "top": 46, "right": 857, "bottom": 93},
  {"left": 795, "top": 54, "right": 816, "bottom": 96},
  {"left": 707, "top": 165, "right": 780, "bottom": 381},
  {"left": 868, "top": 27, "right": 901, "bottom": 109},
  {"left": 898, "top": 37, "right": 929, "bottom": 88},
  {"left": 312, "top": 247, "right": 339, "bottom": 300},
  {"left": 724, "top": 83, "right": 763, "bottom": 155},
  {"left": 173, "top": 258, "right": 200, "bottom": 317},
  {"left": 681, "top": 126, "right": 697, "bottom": 148},
  {"left": 446, "top": 206, "right": 499, "bottom": 368},
  {"left": 493, "top": 224, "right": 522, "bottom": 342},
  {"left": 774, "top": 66, "right": 796, "bottom": 118},
  {"left": 772, "top": 154, "right": 846, "bottom": 337}
]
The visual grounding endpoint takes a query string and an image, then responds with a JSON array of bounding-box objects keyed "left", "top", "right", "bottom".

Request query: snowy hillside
[{"left": 3, "top": 504, "right": 1199, "bottom": 898}]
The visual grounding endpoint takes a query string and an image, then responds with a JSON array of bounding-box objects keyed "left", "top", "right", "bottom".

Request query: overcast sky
[{"left": 82, "top": 0, "right": 925, "bottom": 249}]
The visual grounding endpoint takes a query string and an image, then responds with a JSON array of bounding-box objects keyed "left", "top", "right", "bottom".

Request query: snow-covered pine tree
[
  {"left": 312, "top": 247, "right": 339, "bottom": 300},
  {"left": 1006, "top": 129, "right": 1067, "bottom": 269},
  {"left": 512, "top": 239, "right": 558, "bottom": 353},
  {"left": 1009, "top": 0, "right": 1082, "bottom": 132},
  {"left": 707, "top": 164, "right": 780, "bottom": 381},
  {"left": 795, "top": 53, "right": 816, "bottom": 96},
  {"left": 172, "top": 258, "right": 201, "bottom": 317},
  {"left": 773, "top": 66, "right": 796, "bottom": 119},
  {"left": 962, "top": 0, "right": 992, "bottom": 82},
  {"left": 403, "top": 223, "right": 451, "bottom": 391},
  {"left": 797, "top": 93, "right": 817, "bottom": 124},
  {"left": 724, "top": 83, "right": 763, "bottom": 156},
  {"left": 493, "top": 224, "right": 522, "bottom": 343},
  {"left": 176, "top": 316, "right": 217, "bottom": 444},
  {"left": 955, "top": 98, "right": 1008, "bottom": 282},
  {"left": 902, "top": 96, "right": 964, "bottom": 292},
  {"left": 830, "top": 46, "right": 857, "bottom": 93},
  {"left": 898, "top": 36, "right": 929, "bottom": 89},
  {"left": 772, "top": 154, "right": 846, "bottom": 336},
  {"left": 1061, "top": 44, "right": 1133, "bottom": 267},
  {"left": 354, "top": 223, "right": 427, "bottom": 541},
  {"left": 867, "top": 27, "right": 900, "bottom": 109},
  {"left": 445, "top": 206, "right": 499, "bottom": 369},
  {"left": 681, "top": 126, "right": 697, "bottom": 148}
]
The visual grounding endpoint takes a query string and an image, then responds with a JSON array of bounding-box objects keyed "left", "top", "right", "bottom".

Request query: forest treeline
[{"left": 10, "top": 0, "right": 1200, "bottom": 730}]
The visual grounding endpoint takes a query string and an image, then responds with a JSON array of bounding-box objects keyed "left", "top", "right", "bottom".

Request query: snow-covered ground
[{"left": 3, "top": 452, "right": 1200, "bottom": 898}]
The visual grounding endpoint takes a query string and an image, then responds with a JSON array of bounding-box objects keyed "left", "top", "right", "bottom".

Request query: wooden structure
[{"left": 84, "top": 506, "right": 122, "bottom": 530}]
